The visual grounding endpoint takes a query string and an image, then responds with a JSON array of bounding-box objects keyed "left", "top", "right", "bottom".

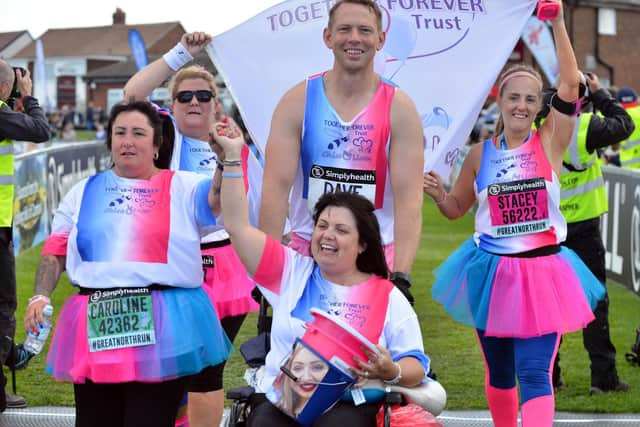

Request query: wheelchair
[
  {"left": 225, "top": 293, "right": 446, "bottom": 426},
  {"left": 225, "top": 291, "right": 271, "bottom": 427},
  {"left": 226, "top": 379, "right": 445, "bottom": 427}
]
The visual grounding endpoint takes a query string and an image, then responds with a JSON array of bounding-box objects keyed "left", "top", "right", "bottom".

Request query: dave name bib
[
  {"left": 87, "top": 288, "right": 156, "bottom": 352},
  {"left": 487, "top": 178, "right": 550, "bottom": 238},
  {"left": 307, "top": 164, "right": 376, "bottom": 213}
]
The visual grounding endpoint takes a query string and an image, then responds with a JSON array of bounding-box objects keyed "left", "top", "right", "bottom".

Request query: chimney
[{"left": 113, "top": 8, "right": 126, "bottom": 25}]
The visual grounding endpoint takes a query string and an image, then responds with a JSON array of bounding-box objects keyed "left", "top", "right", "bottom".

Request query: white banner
[
  {"left": 209, "top": 0, "right": 537, "bottom": 180},
  {"left": 521, "top": 16, "right": 559, "bottom": 85}
]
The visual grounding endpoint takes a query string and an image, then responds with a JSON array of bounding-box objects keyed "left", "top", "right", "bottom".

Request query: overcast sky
[{"left": 3, "top": 0, "right": 283, "bottom": 39}]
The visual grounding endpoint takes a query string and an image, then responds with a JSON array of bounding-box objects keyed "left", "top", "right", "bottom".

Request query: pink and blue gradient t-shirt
[
  {"left": 474, "top": 131, "right": 566, "bottom": 254},
  {"left": 42, "top": 169, "right": 217, "bottom": 288},
  {"left": 288, "top": 73, "right": 396, "bottom": 244},
  {"left": 251, "top": 236, "right": 430, "bottom": 397}
]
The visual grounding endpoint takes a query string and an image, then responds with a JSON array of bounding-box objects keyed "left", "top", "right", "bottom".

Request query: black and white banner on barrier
[
  {"left": 12, "top": 140, "right": 110, "bottom": 256},
  {"left": 602, "top": 166, "right": 640, "bottom": 296}
]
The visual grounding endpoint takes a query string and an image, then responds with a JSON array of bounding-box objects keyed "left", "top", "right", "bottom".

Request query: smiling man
[{"left": 259, "top": 0, "right": 424, "bottom": 304}]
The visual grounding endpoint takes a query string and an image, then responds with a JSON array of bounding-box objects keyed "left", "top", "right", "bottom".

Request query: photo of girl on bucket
[
  {"left": 274, "top": 342, "right": 331, "bottom": 418},
  {"left": 211, "top": 119, "right": 446, "bottom": 426}
]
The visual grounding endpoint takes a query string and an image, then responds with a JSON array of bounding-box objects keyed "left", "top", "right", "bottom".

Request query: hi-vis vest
[
  {"left": 0, "top": 99, "right": 14, "bottom": 227},
  {"left": 559, "top": 112, "right": 608, "bottom": 223},
  {"left": 619, "top": 105, "right": 640, "bottom": 169}
]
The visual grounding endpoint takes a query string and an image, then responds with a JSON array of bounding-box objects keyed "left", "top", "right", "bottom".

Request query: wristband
[
  {"left": 28, "top": 294, "right": 50, "bottom": 307},
  {"left": 223, "top": 172, "right": 244, "bottom": 178},
  {"left": 216, "top": 161, "right": 224, "bottom": 171},
  {"left": 222, "top": 159, "right": 242, "bottom": 167},
  {"left": 163, "top": 42, "right": 194, "bottom": 71},
  {"left": 550, "top": 93, "right": 579, "bottom": 116},
  {"left": 390, "top": 272, "right": 411, "bottom": 284},
  {"left": 383, "top": 362, "right": 402, "bottom": 385}
]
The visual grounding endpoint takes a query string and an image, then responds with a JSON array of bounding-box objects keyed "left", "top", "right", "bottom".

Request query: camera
[
  {"left": 10, "top": 67, "right": 27, "bottom": 99},
  {"left": 536, "top": 0, "right": 560, "bottom": 21}
]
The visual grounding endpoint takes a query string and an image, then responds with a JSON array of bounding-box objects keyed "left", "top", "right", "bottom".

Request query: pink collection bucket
[{"left": 301, "top": 308, "right": 379, "bottom": 374}]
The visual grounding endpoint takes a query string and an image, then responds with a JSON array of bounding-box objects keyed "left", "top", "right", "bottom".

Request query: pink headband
[{"left": 498, "top": 71, "right": 543, "bottom": 95}]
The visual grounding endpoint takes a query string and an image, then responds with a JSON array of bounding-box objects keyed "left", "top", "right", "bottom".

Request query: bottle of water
[{"left": 23, "top": 304, "right": 54, "bottom": 355}]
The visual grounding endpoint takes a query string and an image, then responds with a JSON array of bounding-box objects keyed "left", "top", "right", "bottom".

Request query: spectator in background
[
  {"left": 61, "top": 121, "right": 76, "bottom": 142},
  {"left": 616, "top": 87, "right": 640, "bottom": 169},
  {"left": 93, "top": 106, "right": 106, "bottom": 128},
  {"left": 94, "top": 123, "right": 106, "bottom": 140},
  {"left": 0, "top": 59, "right": 50, "bottom": 411},
  {"left": 60, "top": 105, "right": 74, "bottom": 130},
  {"left": 47, "top": 111, "right": 60, "bottom": 140},
  {"left": 85, "top": 102, "right": 95, "bottom": 130}
]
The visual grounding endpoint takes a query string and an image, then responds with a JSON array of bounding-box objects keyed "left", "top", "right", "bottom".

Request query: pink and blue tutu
[
  {"left": 432, "top": 237, "right": 605, "bottom": 338},
  {"left": 46, "top": 286, "right": 233, "bottom": 383},
  {"left": 201, "top": 240, "right": 259, "bottom": 318}
]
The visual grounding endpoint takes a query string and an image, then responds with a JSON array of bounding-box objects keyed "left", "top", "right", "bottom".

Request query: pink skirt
[
  {"left": 46, "top": 286, "right": 232, "bottom": 383},
  {"left": 432, "top": 238, "right": 605, "bottom": 338},
  {"left": 201, "top": 239, "right": 259, "bottom": 318}
]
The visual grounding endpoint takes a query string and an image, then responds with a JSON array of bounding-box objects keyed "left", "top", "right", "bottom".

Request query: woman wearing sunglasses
[{"left": 124, "top": 32, "right": 259, "bottom": 427}]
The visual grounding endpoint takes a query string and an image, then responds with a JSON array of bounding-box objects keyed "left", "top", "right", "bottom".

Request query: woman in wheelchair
[{"left": 212, "top": 121, "right": 445, "bottom": 426}]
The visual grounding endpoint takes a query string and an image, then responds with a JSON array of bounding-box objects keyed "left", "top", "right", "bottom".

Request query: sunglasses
[{"left": 175, "top": 90, "right": 215, "bottom": 103}]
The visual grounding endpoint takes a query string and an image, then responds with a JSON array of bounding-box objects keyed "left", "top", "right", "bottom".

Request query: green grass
[{"left": 11, "top": 200, "right": 640, "bottom": 412}]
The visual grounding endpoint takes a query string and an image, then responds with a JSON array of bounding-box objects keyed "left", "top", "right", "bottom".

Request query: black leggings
[
  {"left": 187, "top": 313, "right": 247, "bottom": 393},
  {"left": 74, "top": 377, "right": 190, "bottom": 427}
]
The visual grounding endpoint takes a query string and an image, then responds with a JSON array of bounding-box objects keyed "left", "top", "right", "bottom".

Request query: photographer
[{"left": 0, "top": 59, "right": 50, "bottom": 411}]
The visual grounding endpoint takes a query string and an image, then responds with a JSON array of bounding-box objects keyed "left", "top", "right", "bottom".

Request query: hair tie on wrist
[
  {"left": 223, "top": 172, "right": 243, "bottom": 178},
  {"left": 222, "top": 159, "right": 242, "bottom": 167}
]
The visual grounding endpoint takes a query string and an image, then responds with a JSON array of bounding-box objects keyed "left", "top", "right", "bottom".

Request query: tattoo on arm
[{"left": 34, "top": 254, "right": 65, "bottom": 296}]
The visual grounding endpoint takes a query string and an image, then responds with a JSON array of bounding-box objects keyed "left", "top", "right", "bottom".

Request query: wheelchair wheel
[{"left": 226, "top": 398, "right": 251, "bottom": 427}]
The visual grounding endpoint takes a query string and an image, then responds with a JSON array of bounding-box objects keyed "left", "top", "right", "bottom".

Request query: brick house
[
  {"left": 9, "top": 8, "right": 186, "bottom": 114},
  {"left": 0, "top": 31, "right": 33, "bottom": 59},
  {"left": 565, "top": 0, "right": 640, "bottom": 89}
]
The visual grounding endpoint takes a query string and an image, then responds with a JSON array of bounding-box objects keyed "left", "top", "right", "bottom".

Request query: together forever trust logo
[{"left": 263, "top": 0, "right": 485, "bottom": 66}]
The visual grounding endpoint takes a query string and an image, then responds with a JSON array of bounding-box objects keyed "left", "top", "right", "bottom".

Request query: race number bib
[
  {"left": 487, "top": 178, "right": 550, "bottom": 238},
  {"left": 87, "top": 288, "right": 156, "bottom": 352},
  {"left": 307, "top": 164, "right": 376, "bottom": 213}
]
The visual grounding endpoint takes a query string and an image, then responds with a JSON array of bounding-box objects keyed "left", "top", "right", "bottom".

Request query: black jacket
[
  {"left": 584, "top": 89, "right": 635, "bottom": 153},
  {"left": 0, "top": 96, "right": 51, "bottom": 142}
]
